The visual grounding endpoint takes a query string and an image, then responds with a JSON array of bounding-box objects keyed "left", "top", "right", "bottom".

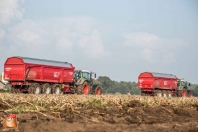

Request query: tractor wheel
[
  {"left": 177, "top": 90, "right": 182, "bottom": 97},
  {"left": 52, "top": 84, "right": 61, "bottom": 94},
  {"left": 42, "top": 83, "right": 52, "bottom": 94},
  {"left": 32, "top": 83, "right": 42, "bottom": 94},
  {"left": 189, "top": 92, "right": 193, "bottom": 97},
  {"left": 182, "top": 89, "right": 187, "bottom": 97},
  {"left": 91, "top": 84, "right": 102, "bottom": 95},
  {"left": 77, "top": 81, "right": 90, "bottom": 95}
]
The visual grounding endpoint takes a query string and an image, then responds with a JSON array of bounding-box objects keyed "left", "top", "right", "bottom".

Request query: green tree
[{"left": 96, "top": 76, "right": 141, "bottom": 95}]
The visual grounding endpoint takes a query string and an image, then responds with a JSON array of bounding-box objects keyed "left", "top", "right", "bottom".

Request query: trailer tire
[
  {"left": 162, "top": 90, "right": 167, "bottom": 97},
  {"left": 91, "top": 84, "right": 102, "bottom": 95},
  {"left": 167, "top": 91, "right": 172, "bottom": 97},
  {"left": 42, "top": 83, "right": 52, "bottom": 94},
  {"left": 28, "top": 86, "right": 34, "bottom": 94},
  {"left": 156, "top": 90, "right": 162, "bottom": 97},
  {"left": 52, "top": 84, "right": 61, "bottom": 94},
  {"left": 77, "top": 81, "right": 90, "bottom": 95},
  {"left": 141, "top": 92, "right": 146, "bottom": 96},
  {"left": 11, "top": 87, "right": 19, "bottom": 94},
  {"left": 32, "top": 83, "right": 42, "bottom": 94}
]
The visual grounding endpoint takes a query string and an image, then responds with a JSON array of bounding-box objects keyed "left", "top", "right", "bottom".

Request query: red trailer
[
  {"left": 4, "top": 56, "right": 75, "bottom": 94},
  {"left": 138, "top": 72, "right": 178, "bottom": 97}
]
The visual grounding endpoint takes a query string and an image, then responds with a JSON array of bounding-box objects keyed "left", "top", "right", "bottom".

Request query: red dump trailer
[
  {"left": 4, "top": 56, "right": 75, "bottom": 94},
  {"left": 138, "top": 72, "right": 192, "bottom": 97}
]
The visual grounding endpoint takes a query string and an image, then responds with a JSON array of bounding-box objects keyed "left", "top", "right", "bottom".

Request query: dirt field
[{"left": 0, "top": 94, "right": 197, "bottom": 132}]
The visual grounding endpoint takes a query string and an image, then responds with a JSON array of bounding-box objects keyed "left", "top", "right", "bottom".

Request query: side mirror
[
  {"left": 94, "top": 73, "right": 96, "bottom": 78},
  {"left": 188, "top": 83, "right": 191, "bottom": 86}
]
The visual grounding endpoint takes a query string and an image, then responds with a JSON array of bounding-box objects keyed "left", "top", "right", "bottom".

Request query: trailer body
[
  {"left": 138, "top": 72, "right": 178, "bottom": 96},
  {"left": 4, "top": 56, "right": 74, "bottom": 84},
  {"left": 138, "top": 72, "right": 192, "bottom": 97}
]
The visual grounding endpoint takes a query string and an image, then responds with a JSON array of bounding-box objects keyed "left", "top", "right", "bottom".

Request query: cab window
[{"left": 82, "top": 72, "right": 90, "bottom": 79}]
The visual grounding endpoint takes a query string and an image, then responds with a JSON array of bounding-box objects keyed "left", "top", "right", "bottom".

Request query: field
[{"left": 0, "top": 94, "right": 198, "bottom": 132}]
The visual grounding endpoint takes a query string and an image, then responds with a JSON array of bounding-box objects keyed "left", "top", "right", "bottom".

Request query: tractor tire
[
  {"left": 91, "top": 84, "right": 102, "bottom": 95},
  {"left": 182, "top": 89, "right": 187, "bottom": 97},
  {"left": 177, "top": 90, "right": 182, "bottom": 97},
  {"left": 42, "top": 83, "right": 52, "bottom": 94},
  {"left": 76, "top": 81, "right": 90, "bottom": 95},
  {"left": 32, "top": 83, "right": 42, "bottom": 94},
  {"left": 52, "top": 84, "right": 61, "bottom": 94}
]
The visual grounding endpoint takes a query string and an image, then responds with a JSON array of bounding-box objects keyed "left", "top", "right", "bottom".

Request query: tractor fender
[
  {"left": 91, "top": 84, "right": 102, "bottom": 95},
  {"left": 75, "top": 78, "right": 88, "bottom": 85}
]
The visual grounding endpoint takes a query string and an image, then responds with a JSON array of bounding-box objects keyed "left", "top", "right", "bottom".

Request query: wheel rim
[
  {"left": 83, "top": 85, "right": 89, "bottom": 94},
  {"left": 96, "top": 88, "right": 101, "bottom": 95},
  {"left": 182, "top": 91, "right": 186, "bottom": 97},
  {"left": 55, "top": 87, "right": 60, "bottom": 94},
  {"left": 46, "top": 86, "right": 51, "bottom": 94},
  {"left": 158, "top": 92, "right": 162, "bottom": 97},
  {"left": 189, "top": 93, "right": 193, "bottom": 97},
  {"left": 163, "top": 92, "right": 167, "bottom": 97},
  {"left": 35, "top": 87, "right": 40, "bottom": 94}
]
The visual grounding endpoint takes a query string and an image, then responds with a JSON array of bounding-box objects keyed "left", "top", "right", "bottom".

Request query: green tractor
[
  {"left": 74, "top": 70, "right": 102, "bottom": 95},
  {"left": 175, "top": 79, "right": 192, "bottom": 97}
]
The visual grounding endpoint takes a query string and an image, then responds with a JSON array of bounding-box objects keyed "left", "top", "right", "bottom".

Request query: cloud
[
  {"left": 0, "top": 0, "right": 24, "bottom": 24},
  {"left": 56, "top": 38, "right": 73, "bottom": 51},
  {"left": 141, "top": 48, "right": 153, "bottom": 62},
  {"left": 17, "top": 30, "right": 40, "bottom": 42},
  {"left": 79, "top": 30, "right": 108, "bottom": 58},
  {"left": 0, "top": 29, "right": 5, "bottom": 40},
  {"left": 122, "top": 32, "right": 186, "bottom": 63},
  {"left": 123, "top": 32, "right": 160, "bottom": 48},
  {"left": 0, "top": 17, "right": 109, "bottom": 62}
]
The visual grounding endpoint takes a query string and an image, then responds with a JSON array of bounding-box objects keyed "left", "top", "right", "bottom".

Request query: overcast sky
[{"left": 0, "top": 0, "right": 198, "bottom": 83}]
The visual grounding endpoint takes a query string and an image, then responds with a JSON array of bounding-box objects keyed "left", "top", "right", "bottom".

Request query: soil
[{"left": 0, "top": 100, "right": 198, "bottom": 132}]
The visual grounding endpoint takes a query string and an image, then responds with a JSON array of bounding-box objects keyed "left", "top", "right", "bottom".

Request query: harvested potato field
[{"left": 0, "top": 94, "right": 198, "bottom": 132}]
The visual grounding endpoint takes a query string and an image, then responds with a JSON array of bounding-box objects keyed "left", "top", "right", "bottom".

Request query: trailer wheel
[
  {"left": 91, "top": 84, "right": 102, "bottom": 95},
  {"left": 28, "top": 86, "right": 34, "bottom": 94},
  {"left": 52, "top": 84, "right": 61, "bottom": 94},
  {"left": 11, "top": 87, "right": 19, "bottom": 94},
  {"left": 77, "top": 81, "right": 90, "bottom": 94},
  {"left": 162, "top": 90, "right": 167, "bottom": 97},
  {"left": 42, "top": 83, "right": 52, "bottom": 94},
  {"left": 156, "top": 90, "right": 162, "bottom": 97},
  {"left": 141, "top": 92, "right": 146, "bottom": 96},
  {"left": 167, "top": 91, "right": 172, "bottom": 97},
  {"left": 32, "top": 83, "right": 42, "bottom": 94}
]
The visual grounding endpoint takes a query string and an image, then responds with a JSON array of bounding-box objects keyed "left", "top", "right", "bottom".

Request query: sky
[{"left": 0, "top": 0, "right": 198, "bottom": 83}]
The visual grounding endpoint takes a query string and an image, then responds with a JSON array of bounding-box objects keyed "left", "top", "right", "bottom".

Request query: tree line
[
  {"left": 93, "top": 76, "right": 141, "bottom": 95},
  {"left": 94, "top": 76, "right": 198, "bottom": 96}
]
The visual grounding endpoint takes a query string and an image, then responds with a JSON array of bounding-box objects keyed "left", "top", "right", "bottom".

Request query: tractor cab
[
  {"left": 74, "top": 70, "right": 96, "bottom": 82},
  {"left": 177, "top": 79, "right": 190, "bottom": 89}
]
